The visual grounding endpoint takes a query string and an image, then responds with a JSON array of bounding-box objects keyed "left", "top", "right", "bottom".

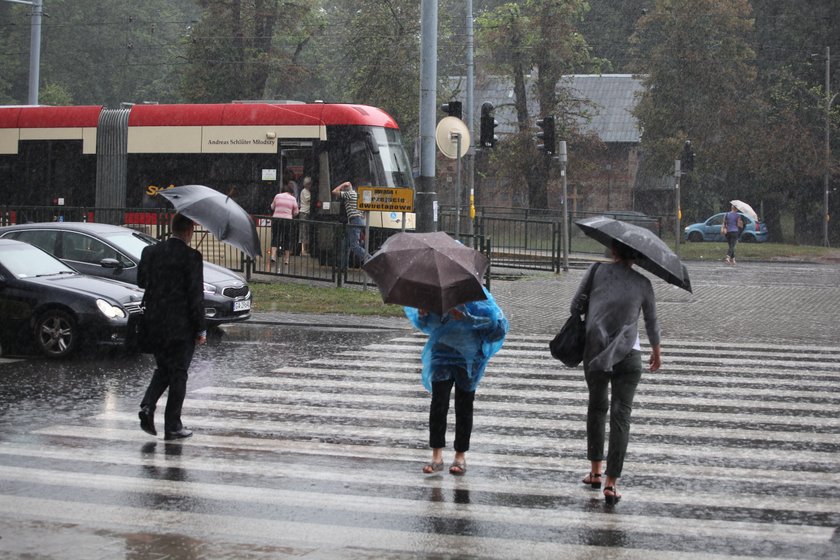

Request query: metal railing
[
  {"left": 1, "top": 204, "right": 662, "bottom": 280},
  {"left": 0, "top": 206, "right": 491, "bottom": 285}
]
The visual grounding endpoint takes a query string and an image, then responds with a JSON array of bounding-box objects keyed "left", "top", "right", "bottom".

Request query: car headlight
[
  {"left": 203, "top": 282, "right": 216, "bottom": 295},
  {"left": 96, "top": 299, "right": 126, "bottom": 319}
]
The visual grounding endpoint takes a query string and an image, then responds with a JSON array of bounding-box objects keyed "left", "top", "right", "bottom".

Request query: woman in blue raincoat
[{"left": 405, "top": 287, "right": 508, "bottom": 475}]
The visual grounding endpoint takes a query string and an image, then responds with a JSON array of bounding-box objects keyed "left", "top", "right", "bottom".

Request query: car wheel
[
  {"left": 35, "top": 309, "right": 78, "bottom": 358},
  {"left": 741, "top": 233, "right": 755, "bottom": 243},
  {"left": 688, "top": 231, "right": 703, "bottom": 242}
]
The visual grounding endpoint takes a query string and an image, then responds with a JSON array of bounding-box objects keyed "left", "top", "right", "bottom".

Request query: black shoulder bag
[{"left": 549, "top": 263, "right": 600, "bottom": 367}]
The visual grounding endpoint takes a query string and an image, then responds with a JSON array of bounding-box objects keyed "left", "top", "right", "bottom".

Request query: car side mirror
[{"left": 100, "top": 258, "right": 123, "bottom": 269}]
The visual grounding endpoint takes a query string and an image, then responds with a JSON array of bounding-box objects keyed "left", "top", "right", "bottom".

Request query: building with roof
[{"left": 439, "top": 74, "right": 651, "bottom": 215}]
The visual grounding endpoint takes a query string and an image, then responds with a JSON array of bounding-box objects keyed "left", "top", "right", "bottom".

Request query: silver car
[{"left": 0, "top": 222, "right": 251, "bottom": 325}]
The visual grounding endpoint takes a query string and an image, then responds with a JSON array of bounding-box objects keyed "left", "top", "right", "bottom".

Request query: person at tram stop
[
  {"left": 722, "top": 204, "right": 744, "bottom": 265},
  {"left": 298, "top": 176, "right": 313, "bottom": 257},
  {"left": 270, "top": 181, "right": 299, "bottom": 266},
  {"left": 572, "top": 240, "right": 662, "bottom": 506},
  {"left": 331, "top": 181, "right": 369, "bottom": 267},
  {"left": 405, "top": 288, "right": 509, "bottom": 476},
  {"left": 284, "top": 169, "right": 300, "bottom": 202}
]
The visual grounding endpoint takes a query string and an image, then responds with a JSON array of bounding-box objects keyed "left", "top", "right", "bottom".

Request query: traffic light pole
[
  {"left": 466, "top": 0, "right": 476, "bottom": 240},
  {"left": 417, "top": 0, "right": 438, "bottom": 233},
  {"left": 3, "top": 0, "right": 42, "bottom": 105},
  {"left": 558, "top": 141, "right": 569, "bottom": 272},
  {"left": 674, "top": 159, "right": 681, "bottom": 255},
  {"left": 454, "top": 132, "right": 463, "bottom": 240}
]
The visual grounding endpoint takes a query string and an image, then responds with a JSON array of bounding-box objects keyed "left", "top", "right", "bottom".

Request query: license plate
[{"left": 233, "top": 299, "right": 251, "bottom": 312}]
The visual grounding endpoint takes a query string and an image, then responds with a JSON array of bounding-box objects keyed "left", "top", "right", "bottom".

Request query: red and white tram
[{"left": 0, "top": 102, "right": 415, "bottom": 229}]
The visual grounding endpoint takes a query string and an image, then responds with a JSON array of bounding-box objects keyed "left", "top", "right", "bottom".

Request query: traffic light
[
  {"left": 682, "top": 140, "right": 695, "bottom": 172},
  {"left": 440, "top": 101, "right": 462, "bottom": 120},
  {"left": 536, "top": 116, "right": 556, "bottom": 156},
  {"left": 479, "top": 102, "right": 497, "bottom": 148}
]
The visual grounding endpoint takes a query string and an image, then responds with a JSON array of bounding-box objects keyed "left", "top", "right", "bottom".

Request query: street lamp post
[
  {"left": 824, "top": 46, "right": 837, "bottom": 248},
  {"left": 558, "top": 141, "right": 569, "bottom": 272},
  {"left": 4, "top": 0, "right": 42, "bottom": 105}
]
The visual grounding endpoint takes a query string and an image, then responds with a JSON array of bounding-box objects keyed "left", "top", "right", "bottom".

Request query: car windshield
[
  {"left": 101, "top": 231, "right": 157, "bottom": 259},
  {"left": 1, "top": 243, "right": 77, "bottom": 278}
]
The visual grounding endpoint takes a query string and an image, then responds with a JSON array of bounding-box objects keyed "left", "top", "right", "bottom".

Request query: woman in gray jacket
[{"left": 571, "top": 240, "right": 662, "bottom": 506}]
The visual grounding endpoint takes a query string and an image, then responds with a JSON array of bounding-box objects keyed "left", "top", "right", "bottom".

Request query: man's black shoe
[
  {"left": 164, "top": 428, "right": 193, "bottom": 441},
  {"left": 139, "top": 407, "right": 156, "bottom": 436}
]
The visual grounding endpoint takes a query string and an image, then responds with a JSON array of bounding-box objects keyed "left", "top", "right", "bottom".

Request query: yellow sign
[{"left": 357, "top": 187, "right": 414, "bottom": 212}]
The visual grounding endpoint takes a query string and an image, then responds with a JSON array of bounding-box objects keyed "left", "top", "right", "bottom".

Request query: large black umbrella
[
  {"left": 159, "top": 185, "right": 261, "bottom": 259},
  {"left": 575, "top": 216, "right": 692, "bottom": 293},
  {"left": 362, "top": 231, "right": 489, "bottom": 315}
]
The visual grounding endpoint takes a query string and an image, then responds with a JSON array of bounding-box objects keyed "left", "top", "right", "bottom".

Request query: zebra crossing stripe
[
  {"left": 228, "top": 373, "right": 840, "bottom": 401},
  {"left": 5, "top": 333, "right": 839, "bottom": 559},
  {"left": 1, "top": 496, "right": 791, "bottom": 560},
  {"left": 178, "top": 394, "right": 840, "bottom": 430},
  {"left": 304, "top": 357, "right": 840, "bottom": 379},
  {"left": 0, "top": 465, "right": 833, "bottom": 545},
  {"left": 258, "top": 365, "right": 840, "bottom": 391},
  {"left": 332, "top": 349, "right": 840, "bottom": 371},
  {"left": 4, "top": 439, "right": 838, "bottom": 497},
  {"left": 22, "top": 427, "right": 840, "bottom": 494},
  {"left": 193, "top": 385, "right": 837, "bottom": 414}
]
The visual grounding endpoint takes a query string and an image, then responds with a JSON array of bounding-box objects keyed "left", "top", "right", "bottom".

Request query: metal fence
[
  {"left": 0, "top": 206, "right": 490, "bottom": 285},
  {"left": 1, "top": 205, "right": 663, "bottom": 281}
]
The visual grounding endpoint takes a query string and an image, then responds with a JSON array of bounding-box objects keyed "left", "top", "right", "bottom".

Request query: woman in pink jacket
[{"left": 270, "top": 181, "right": 299, "bottom": 266}]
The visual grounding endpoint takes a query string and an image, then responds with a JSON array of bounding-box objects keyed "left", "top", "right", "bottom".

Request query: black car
[
  {"left": 0, "top": 239, "right": 145, "bottom": 358},
  {"left": 0, "top": 222, "right": 252, "bottom": 325}
]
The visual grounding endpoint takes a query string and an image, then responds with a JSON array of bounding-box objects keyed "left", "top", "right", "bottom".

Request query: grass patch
[
  {"left": 245, "top": 241, "right": 838, "bottom": 318},
  {"left": 248, "top": 281, "right": 406, "bottom": 317},
  {"left": 573, "top": 235, "right": 839, "bottom": 262},
  {"left": 664, "top": 241, "right": 839, "bottom": 261}
]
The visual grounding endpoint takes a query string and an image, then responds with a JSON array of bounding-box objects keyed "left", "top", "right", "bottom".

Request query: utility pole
[
  {"left": 558, "top": 141, "right": 569, "bottom": 272},
  {"left": 465, "top": 0, "right": 476, "bottom": 239},
  {"left": 4, "top": 0, "right": 42, "bottom": 105},
  {"left": 674, "top": 159, "right": 681, "bottom": 255},
  {"left": 824, "top": 46, "right": 833, "bottom": 248},
  {"left": 417, "top": 0, "right": 438, "bottom": 233}
]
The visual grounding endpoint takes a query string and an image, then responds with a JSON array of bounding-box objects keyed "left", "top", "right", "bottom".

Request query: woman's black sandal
[
  {"left": 604, "top": 486, "right": 621, "bottom": 506},
  {"left": 582, "top": 472, "right": 602, "bottom": 489}
]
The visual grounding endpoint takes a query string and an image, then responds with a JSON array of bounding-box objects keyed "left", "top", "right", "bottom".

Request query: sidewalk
[{"left": 246, "top": 259, "right": 840, "bottom": 345}]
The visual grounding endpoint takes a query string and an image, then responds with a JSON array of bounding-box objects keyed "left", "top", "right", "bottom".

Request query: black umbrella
[
  {"left": 575, "top": 216, "right": 692, "bottom": 292},
  {"left": 362, "top": 231, "right": 489, "bottom": 315},
  {"left": 159, "top": 185, "right": 261, "bottom": 259}
]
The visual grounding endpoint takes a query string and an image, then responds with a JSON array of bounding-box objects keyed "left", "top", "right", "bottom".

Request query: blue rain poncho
[{"left": 405, "top": 287, "right": 509, "bottom": 393}]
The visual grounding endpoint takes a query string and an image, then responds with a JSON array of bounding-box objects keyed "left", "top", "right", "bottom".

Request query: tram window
[{"left": 347, "top": 140, "right": 372, "bottom": 186}]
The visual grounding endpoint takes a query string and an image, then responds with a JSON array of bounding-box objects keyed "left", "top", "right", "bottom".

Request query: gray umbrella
[
  {"left": 159, "top": 185, "right": 261, "bottom": 259},
  {"left": 575, "top": 216, "right": 692, "bottom": 293},
  {"left": 362, "top": 231, "right": 489, "bottom": 315}
]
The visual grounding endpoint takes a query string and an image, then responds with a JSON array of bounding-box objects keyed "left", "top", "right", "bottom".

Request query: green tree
[
  {"left": 38, "top": 82, "right": 73, "bottom": 105},
  {"left": 476, "top": 0, "right": 594, "bottom": 209},
  {"left": 630, "top": 0, "right": 763, "bottom": 222},
  {"left": 579, "top": 0, "right": 647, "bottom": 73},
  {"left": 301, "top": 0, "right": 422, "bottom": 149},
  {"left": 0, "top": 1, "right": 32, "bottom": 103},
  {"left": 750, "top": 0, "right": 840, "bottom": 243},
  {"left": 181, "top": 0, "right": 321, "bottom": 103},
  {"left": 1, "top": 0, "right": 198, "bottom": 106}
]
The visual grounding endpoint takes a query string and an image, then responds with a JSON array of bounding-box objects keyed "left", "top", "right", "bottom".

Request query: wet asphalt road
[{"left": 0, "top": 260, "right": 839, "bottom": 559}]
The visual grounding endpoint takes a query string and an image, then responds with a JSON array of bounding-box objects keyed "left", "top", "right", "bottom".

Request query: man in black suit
[{"left": 138, "top": 213, "right": 207, "bottom": 440}]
